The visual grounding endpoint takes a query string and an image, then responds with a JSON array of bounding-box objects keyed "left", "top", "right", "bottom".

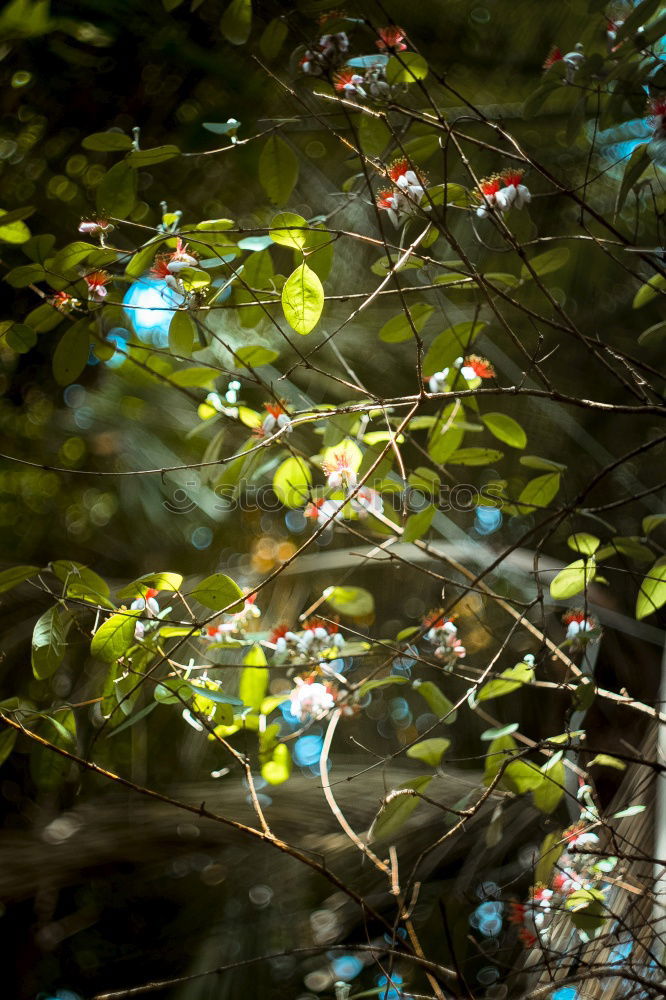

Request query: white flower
[
  {"left": 353, "top": 486, "right": 383, "bottom": 518},
  {"left": 427, "top": 369, "right": 449, "bottom": 393},
  {"left": 305, "top": 498, "right": 339, "bottom": 527},
  {"left": 289, "top": 679, "right": 336, "bottom": 723},
  {"left": 323, "top": 451, "right": 357, "bottom": 491}
]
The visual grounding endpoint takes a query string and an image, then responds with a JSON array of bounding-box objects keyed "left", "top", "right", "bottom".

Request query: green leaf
[
  {"left": 481, "top": 412, "right": 526, "bottom": 449},
  {"left": 480, "top": 722, "right": 520, "bottom": 741},
  {"left": 447, "top": 447, "right": 503, "bottom": 466},
  {"left": 633, "top": 273, "right": 666, "bottom": 309},
  {"left": 406, "top": 737, "right": 450, "bottom": 767},
  {"left": 32, "top": 606, "right": 71, "bottom": 679},
  {"left": 379, "top": 303, "right": 433, "bottom": 344},
  {"left": 259, "top": 17, "right": 288, "bottom": 60},
  {"left": 616, "top": 0, "right": 662, "bottom": 41},
  {"left": 565, "top": 888, "right": 607, "bottom": 934},
  {"left": 96, "top": 161, "right": 137, "bottom": 219},
  {"left": 82, "top": 132, "right": 133, "bottom": 152},
  {"left": 235, "top": 345, "right": 279, "bottom": 368},
  {"left": 0, "top": 727, "right": 17, "bottom": 767},
  {"left": 520, "top": 248, "right": 570, "bottom": 279},
  {"left": 51, "top": 560, "right": 110, "bottom": 599},
  {"left": 169, "top": 366, "right": 219, "bottom": 388},
  {"left": 428, "top": 404, "right": 464, "bottom": 464},
  {"left": 612, "top": 804, "right": 645, "bottom": 819},
  {"left": 116, "top": 571, "right": 183, "bottom": 599},
  {"left": 413, "top": 680, "right": 457, "bottom": 723},
  {"left": 0, "top": 564, "right": 39, "bottom": 593},
  {"left": 190, "top": 573, "right": 243, "bottom": 611},
  {"left": 567, "top": 532, "right": 600, "bottom": 556},
  {"left": 26, "top": 302, "right": 63, "bottom": 333},
  {"left": 643, "top": 514, "right": 666, "bottom": 535},
  {"left": 4, "top": 263, "right": 45, "bottom": 287},
  {"left": 636, "top": 557, "right": 666, "bottom": 619},
  {"left": 220, "top": 0, "right": 252, "bottom": 45},
  {"left": 358, "top": 675, "right": 411, "bottom": 696},
  {"left": 536, "top": 830, "right": 565, "bottom": 885},
  {"left": 273, "top": 455, "right": 312, "bottom": 508},
  {"left": 431, "top": 320, "right": 485, "bottom": 372},
  {"left": 169, "top": 311, "right": 195, "bottom": 355},
  {"left": 517, "top": 472, "right": 561, "bottom": 513},
  {"left": 385, "top": 52, "right": 429, "bottom": 84},
  {"left": 572, "top": 677, "right": 596, "bottom": 712},
  {"left": 240, "top": 643, "right": 269, "bottom": 711},
  {"left": 91, "top": 611, "right": 140, "bottom": 663},
  {"left": 550, "top": 557, "right": 596, "bottom": 600},
  {"left": 483, "top": 734, "right": 518, "bottom": 786},
  {"left": 503, "top": 760, "right": 544, "bottom": 795},
  {"left": 259, "top": 135, "right": 299, "bottom": 206},
  {"left": 615, "top": 143, "right": 650, "bottom": 215},
  {"left": 370, "top": 775, "right": 433, "bottom": 842},
  {"left": 519, "top": 455, "right": 566, "bottom": 472},
  {"left": 477, "top": 660, "right": 535, "bottom": 703},
  {"left": 359, "top": 113, "right": 391, "bottom": 157},
  {"left": 402, "top": 504, "right": 435, "bottom": 543},
  {"left": 0, "top": 207, "right": 31, "bottom": 244},
  {"left": 3, "top": 322, "right": 35, "bottom": 353},
  {"left": 324, "top": 585, "right": 374, "bottom": 618},
  {"left": 588, "top": 753, "right": 626, "bottom": 771},
  {"left": 52, "top": 320, "right": 90, "bottom": 386},
  {"left": 262, "top": 743, "right": 291, "bottom": 785},
  {"left": 127, "top": 145, "right": 180, "bottom": 167},
  {"left": 282, "top": 262, "right": 324, "bottom": 334},
  {"left": 638, "top": 320, "right": 666, "bottom": 346},
  {"left": 269, "top": 212, "right": 309, "bottom": 249},
  {"left": 532, "top": 759, "right": 565, "bottom": 813}
]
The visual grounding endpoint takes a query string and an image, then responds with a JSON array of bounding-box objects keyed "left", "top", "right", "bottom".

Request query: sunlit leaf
[
  {"left": 369, "top": 775, "right": 433, "bottom": 842},
  {"left": 169, "top": 310, "right": 196, "bottom": 355},
  {"left": 324, "top": 585, "right": 374, "bottom": 618},
  {"left": 406, "top": 738, "right": 450, "bottom": 767},
  {"left": 477, "top": 660, "right": 535, "bottom": 703},
  {"left": 127, "top": 145, "right": 180, "bottom": 167},
  {"left": 282, "top": 262, "right": 324, "bottom": 334},
  {"left": 190, "top": 573, "right": 243, "bottom": 611},
  {"left": 413, "top": 680, "right": 457, "bottom": 723},
  {"left": 520, "top": 248, "right": 570, "bottom": 279},
  {"left": 240, "top": 644, "right": 269, "bottom": 710},
  {"left": 91, "top": 610, "right": 140, "bottom": 663},
  {"left": 481, "top": 412, "right": 527, "bottom": 449},
  {"left": 636, "top": 556, "right": 666, "bottom": 619},
  {"left": 550, "top": 557, "right": 596, "bottom": 600},
  {"left": 517, "top": 472, "right": 561, "bottom": 513},
  {"left": 385, "top": 52, "right": 429, "bottom": 84}
]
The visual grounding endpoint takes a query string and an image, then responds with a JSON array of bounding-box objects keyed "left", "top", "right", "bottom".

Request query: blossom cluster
[
  {"left": 474, "top": 170, "right": 531, "bottom": 218},
  {"left": 424, "top": 612, "right": 466, "bottom": 667},
  {"left": 376, "top": 157, "right": 427, "bottom": 227}
]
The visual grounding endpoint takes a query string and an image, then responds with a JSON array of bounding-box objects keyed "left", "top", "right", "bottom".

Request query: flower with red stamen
[
  {"left": 508, "top": 901, "right": 526, "bottom": 925},
  {"left": 562, "top": 609, "right": 597, "bottom": 642},
  {"left": 333, "top": 67, "right": 365, "bottom": 96},
  {"left": 502, "top": 169, "right": 525, "bottom": 188},
  {"left": 305, "top": 497, "right": 339, "bottom": 526},
  {"left": 50, "top": 291, "right": 78, "bottom": 312},
  {"left": 376, "top": 25, "right": 407, "bottom": 52},
  {"left": 84, "top": 270, "right": 110, "bottom": 299},
  {"left": 473, "top": 174, "right": 503, "bottom": 217},
  {"left": 462, "top": 355, "right": 495, "bottom": 379},
  {"left": 323, "top": 450, "right": 357, "bottom": 491},
  {"left": 150, "top": 254, "right": 172, "bottom": 280},
  {"left": 145, "top": 588, "right": 159, "bottom": 600},
  {"left": 260, "top": 400, "right": 292, "bottom": 437},
  {"left": 543, "top": 45, "right": 563, "bottom": 69},
  {"left": 270, "top": 624, "right": 290, "bottom": 644},
  {"left": 563, "top": 823, "right": 600, "bottom": 851}
]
